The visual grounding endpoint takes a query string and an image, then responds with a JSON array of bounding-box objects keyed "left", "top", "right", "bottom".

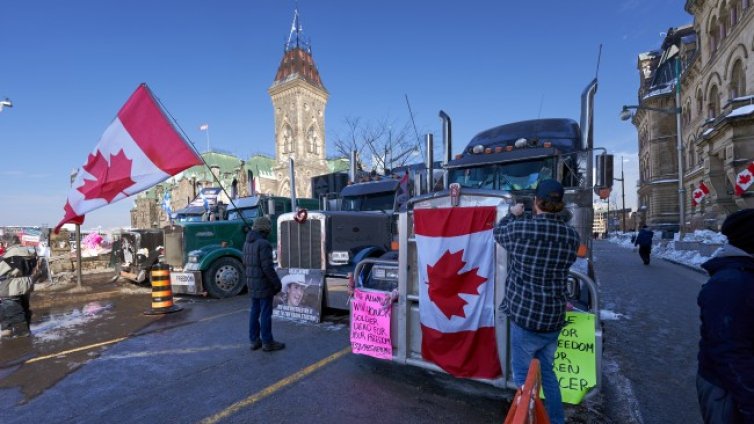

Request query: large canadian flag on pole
[
  {"left": 414, "top": 206, "right": 502, "bottom": 379},
  {"left": 54, "top": 84, "right": 202, "bottom": 233}
]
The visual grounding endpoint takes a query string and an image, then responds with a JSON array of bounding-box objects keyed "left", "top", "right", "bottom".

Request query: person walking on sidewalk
[
  {"left": 494, "top": 179, "right": 580, "bottom": 424},
  {"left": 634, "top": 225, "right": 654, "bottom": 265},
  {"left": 697, "top": 209, "right": 754, "bottom": 424},
  {"left": 243, "top": 217, "right": 285, "bottom": 352}
]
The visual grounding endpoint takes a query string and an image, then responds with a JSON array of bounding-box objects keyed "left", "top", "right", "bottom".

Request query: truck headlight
[
  {"left": 188, "top": 250, "right": 204, "bottom": 263},
  {"left": 329, "top": 251, "right": 350, "bottom": 265}
]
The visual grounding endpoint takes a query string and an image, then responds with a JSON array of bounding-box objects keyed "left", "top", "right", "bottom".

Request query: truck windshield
[
  {"left": 227, "top": 206, "right": 260, "bottom": 221},
  {"left": 449, "top": 158, "right": 555, "bottom": 191},
  {"left": 341, "top": 192, "right": 395, "bottom": 212}
]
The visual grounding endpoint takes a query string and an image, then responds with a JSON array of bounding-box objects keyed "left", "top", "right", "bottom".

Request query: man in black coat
[
  {"left": 697, "top": 209, "right": 754, "bottom": 423},
  {"left": 634, "top": 225, "right": 654, "bottom": 265},
  {"left": 243, "top": 217, "right": 285, "bottom": 352}
]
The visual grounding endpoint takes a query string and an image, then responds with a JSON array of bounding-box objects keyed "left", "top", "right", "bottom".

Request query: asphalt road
[
  {"left": 0, "top": 275, "right": 509, "bottom": 424},
  {"left": 594, "top": 240, "right": 707, "bottom": 424}
]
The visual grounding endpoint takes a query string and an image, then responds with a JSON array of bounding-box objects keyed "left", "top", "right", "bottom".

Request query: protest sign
[
  {"left": 350, "top": 289, "right": 392, "bottom": 360},
  {"left": 273, "top": 268, "right": 324, "bottom": 322},
  {"left": 552, "top": 311, "right": 597, "bottom": 404}
]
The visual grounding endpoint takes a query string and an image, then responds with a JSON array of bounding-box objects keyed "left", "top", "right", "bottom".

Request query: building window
[
  {"left": 281, "top": 124, "right": 293, "bottom": 154},
  {"left": 306, "top": 126, "right": 318, "bottom": 155},
  {"left": 709, "top": 17, "right": 720, "bottom": 56},
  {"left": 730, "top": 60, "right": 746, "bottom": 99},
  {"left": 708, "top": 85, "right": 720, "bottom": 119},
  {"left": 696, "top": 89, "right": 704, "bottom": 118}
]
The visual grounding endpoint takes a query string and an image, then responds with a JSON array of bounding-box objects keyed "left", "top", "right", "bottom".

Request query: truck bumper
[
  {"left": 170, "top": 271, "right": 204, "bottom": 295},
  {"left": 324, "top": 276, "right": 350, "bottom": 310}
]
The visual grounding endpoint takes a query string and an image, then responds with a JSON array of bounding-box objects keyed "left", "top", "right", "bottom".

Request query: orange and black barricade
[
  {"left": 503, "top": 359, "right": 550, "bottom": 424},
  {"left": 144, "top": 263, "right": 182, "bottom": 315}
]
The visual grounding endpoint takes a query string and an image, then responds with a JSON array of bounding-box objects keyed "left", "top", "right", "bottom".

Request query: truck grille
[
  {"left": 280, "top": 218, "right": 323, "bottom": 269},
  {"left": 164, "top": 228, "right": 184, "bottom": 268}
]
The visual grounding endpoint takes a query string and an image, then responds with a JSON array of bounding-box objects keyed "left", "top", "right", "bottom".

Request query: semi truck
[
  {"left": 354, "top": 79, "right": 606, "bottom": 400},
  {"left": 275, "top": 176, "right": 411, "bottom": 310}
]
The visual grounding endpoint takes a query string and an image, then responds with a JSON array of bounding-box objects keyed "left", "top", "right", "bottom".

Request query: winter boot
[{"left": 262, "top": 341, "right": 285, "bottom": 352}]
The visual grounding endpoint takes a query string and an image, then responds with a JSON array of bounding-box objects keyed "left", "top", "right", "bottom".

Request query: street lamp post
[
  {"left": 620, "top": 59, "right": 685, "bottom": 239},
  {"left": 613, "top": 156, "right": 627, "bottom": 232}
]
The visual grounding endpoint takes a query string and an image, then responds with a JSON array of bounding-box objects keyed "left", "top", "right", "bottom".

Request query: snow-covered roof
[
  {"left": 650, "top": 178, "right": 679, "bottom": 184},
  {"left": 727, "top": 104, "right": 754, "bottom": 118}
]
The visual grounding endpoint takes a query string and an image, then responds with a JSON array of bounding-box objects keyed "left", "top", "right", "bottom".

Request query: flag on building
[
  {"left": 162, "top": 191, "right": 173, "bottom": 216},
  {"left": 54, "top": 84, "right": 202, "bottom": 233},
  {"left": 734, "top": 161, "right": 754, "bottom": 196},
  {"left": 414, "top": 206, "right": 501, "bottom": 379},
  {"left": 199, "top": 123, "right": 209, "bottom": 131},
  {"left": 691, "top": 181, "right": 710, "bottom": 206}
]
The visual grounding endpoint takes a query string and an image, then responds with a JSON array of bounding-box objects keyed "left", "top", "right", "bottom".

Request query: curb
[{"left": 660, "top": 257, "right": 706, "bottom": 274}]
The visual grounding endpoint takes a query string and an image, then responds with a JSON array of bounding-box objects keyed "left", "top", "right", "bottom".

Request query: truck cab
[
  {"left": 277, "top": 177, "right": 410, "bottom": 311},
  {"left": 165, "top": 195, "right": 318, "bottom": 298}
]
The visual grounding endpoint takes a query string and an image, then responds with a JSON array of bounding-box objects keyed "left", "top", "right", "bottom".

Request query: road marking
[
  {"left": 199, "top": 346, "right": 352, "bottom": 424},
  {"left": 22, "top": 308, "right": 247, "bottom": 365},
  {"left": 24, "top": 337, "right": 128, "bottom": 364}
]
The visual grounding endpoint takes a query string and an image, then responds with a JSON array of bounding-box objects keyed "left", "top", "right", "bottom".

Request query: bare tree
[{"left": 331, "top": 116, "right": 419, "bottom": 174}]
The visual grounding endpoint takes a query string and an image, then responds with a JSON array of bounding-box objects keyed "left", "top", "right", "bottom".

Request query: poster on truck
[{"left": 273, "top": 268, "right": 324, "bottom": 322}]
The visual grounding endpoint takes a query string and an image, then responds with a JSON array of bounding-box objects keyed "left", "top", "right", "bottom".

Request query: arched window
[
  {"left": 281, "top": 124, "right": 293, "bottom": 154},
  {"left": 708, "top": 85, "right": 721, "bottom": 119},
  {"left": 696, "top": 88, "right": 704, "bottom": 118},
  {"left": 733, "top": 0, "right": 741, "bottom": 25},
  {"left": 730, "top": 60, "right": 746, "bottom": 99},
  {"left": 306, "top": 126, "right": 318, "bottom": 155},
  {"left": 720, "top": 4, "right": 729, "bottom": 39},
  {"left": 709, "top": 17, "right": 720, "bottom": 56}
]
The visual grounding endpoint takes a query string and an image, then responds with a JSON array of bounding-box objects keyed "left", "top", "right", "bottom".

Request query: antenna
[
  {"left": 595, "top": 43, "right": 603, "bottom": 80},
  {"left": 537, "top": 94, "right": 545, "bottom": 119},
  {"left": 404, "top": 94, "right": 424, "bottom": 161}
]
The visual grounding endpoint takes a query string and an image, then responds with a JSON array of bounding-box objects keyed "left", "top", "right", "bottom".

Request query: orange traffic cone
[{"left": 503, "top": 359, "right": 550, "bottom": 424}]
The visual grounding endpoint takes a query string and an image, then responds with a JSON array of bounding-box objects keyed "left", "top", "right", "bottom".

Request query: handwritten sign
[
  {"left": 553, "top": 311, "right": 597, "bottom": 404},
  {"left": 350, "top": 289, "right": 392, "bottom": 360}
]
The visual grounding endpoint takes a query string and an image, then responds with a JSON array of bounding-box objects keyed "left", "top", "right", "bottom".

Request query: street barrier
[
  {"left": 503, "top": 359, "right": 550, "bottom": 424},
  {"left": 144, "top": 263, "right": 182, "bottom": 315}
]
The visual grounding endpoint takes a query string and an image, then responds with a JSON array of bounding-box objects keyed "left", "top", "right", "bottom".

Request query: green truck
[{"left": 163, "top": 195, "right": 318, "bottom": 298}]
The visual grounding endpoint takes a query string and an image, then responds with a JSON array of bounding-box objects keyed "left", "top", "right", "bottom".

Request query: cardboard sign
[
  {"left": 273, "top": 268, "right": 324, "bottom": 322},
  {"left": 554, "top": 311, "right": 597, "bottom": 404},
  {"left": 350, "top": 289, "right": 392, "bottom": 360}
]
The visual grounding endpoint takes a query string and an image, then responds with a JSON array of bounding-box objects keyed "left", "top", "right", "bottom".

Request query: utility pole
[{"left": 613, "top": 156, "right": 627, "bottom": 232}]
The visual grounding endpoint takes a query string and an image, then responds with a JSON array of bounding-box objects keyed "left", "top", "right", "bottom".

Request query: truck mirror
[
  {"left": 595, "top": 154, "right": 614, "bottom": 189},
  {"left": 267, "top": 198, "right": 276, "bottom": 215}
]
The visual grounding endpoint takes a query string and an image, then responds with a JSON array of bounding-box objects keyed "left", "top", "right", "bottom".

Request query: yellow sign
[{"left": 553, "top": 311, "right": 597, "bottom": 404}]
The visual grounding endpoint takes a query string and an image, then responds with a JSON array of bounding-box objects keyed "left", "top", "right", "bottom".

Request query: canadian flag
[
  {"left": 734, "top": 161, "right": 754, "bottom": 196},
  {"left": 691, "top": 181, "right": 710, "bottom": 206},
  {"left": 414, "top": 206, "right": 502, "bottom": 379},
  {"left": 54, "top": 84, "right": 202, "bottom": 233}
]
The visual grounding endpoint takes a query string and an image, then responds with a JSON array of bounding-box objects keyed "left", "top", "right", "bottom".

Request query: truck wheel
[{"left": 203, "top": 257, "right": 244, "bottom": 299}]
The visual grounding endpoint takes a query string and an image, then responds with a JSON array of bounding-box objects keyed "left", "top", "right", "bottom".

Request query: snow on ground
[
  {"left": 607, "top": 229, "right": 727, "bottom": 270},
  {"left": 600, "top": 310, "right": 628, "bottom": 321},
  {"left": 31, "top": 302, "right": 112, "bottom": 342}
]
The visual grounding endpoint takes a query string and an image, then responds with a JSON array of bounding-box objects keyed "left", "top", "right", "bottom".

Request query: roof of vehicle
[
  {"left": 227, "top": 196, "right": 261, "bottom": 210},
  {"left": 341, "top": 179, "right": 400, "bottom": 197},
  {"left": 465, "top": 118, "right": 580, "bottom": 151}
]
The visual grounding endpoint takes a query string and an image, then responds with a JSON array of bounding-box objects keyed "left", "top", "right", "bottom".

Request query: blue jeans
[
  {"left": 509, "top": 321, "right": 564, "bottom": 424},
  {"left": 249, "top": 296, "right": 274, "bottom": 344}
]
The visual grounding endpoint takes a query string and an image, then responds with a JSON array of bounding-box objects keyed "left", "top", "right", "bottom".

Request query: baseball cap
[{"left": 535, "top": 179, "right": 564, "bottom": 203}]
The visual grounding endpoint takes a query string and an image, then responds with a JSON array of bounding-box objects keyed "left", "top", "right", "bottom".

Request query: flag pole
[
  {"left": 75, "top": 224, "right": 82, "bottom": 289},
  {"left": 154, "top": 96, "right": 252, "bottom": 229}
]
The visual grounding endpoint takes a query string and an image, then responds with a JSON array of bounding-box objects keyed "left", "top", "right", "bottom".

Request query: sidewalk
[{"left": 607, "top": 230, "right": 725, "bottom": 274}]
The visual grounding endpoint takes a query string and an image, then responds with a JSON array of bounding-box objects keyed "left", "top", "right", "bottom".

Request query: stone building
[
  {"left": 130, "top": 8, "right": 344, "bottom": 229},
  {"left": 631, "top": 1, "right": 754, "bottom": 232}
]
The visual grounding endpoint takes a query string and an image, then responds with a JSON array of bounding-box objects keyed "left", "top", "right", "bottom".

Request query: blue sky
[{"left": 0, "top": 0, "right": 691, "bottom": 229}]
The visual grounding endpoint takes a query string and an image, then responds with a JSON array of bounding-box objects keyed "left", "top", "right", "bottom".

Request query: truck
[
  {"left": 117, "top": 193, "right": 317, "bottom": 298},
  {"left": 354, "top": 79, "right": 605, "bottom": 400},
  {"left": 276, "top": 166, "right": 427, "bottom": 310}
]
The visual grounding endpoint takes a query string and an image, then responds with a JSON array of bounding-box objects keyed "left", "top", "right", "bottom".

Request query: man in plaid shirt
[{"left": 494, "top": 179, "right": 580, "bottom": 424}]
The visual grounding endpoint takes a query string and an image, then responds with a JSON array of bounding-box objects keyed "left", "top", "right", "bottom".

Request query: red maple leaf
[
  {"left": 693, "top": 190, "right": 703, "bottom": 199},
  {"left": 426, "top": 250, "right": 487, "bottom": 320},
  {"left": 738, "top": 173, "right": 752, "bottom": 185},
  {"left": 77, "top": 149, "right": 136, "bottom": 202}
]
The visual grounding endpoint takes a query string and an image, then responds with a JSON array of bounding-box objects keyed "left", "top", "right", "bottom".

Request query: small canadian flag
[
  {"left": 734, "top": 161, "right": 754, "bottom": 196},
  {"left": 691, "top": 181, "right": 710, "bottom": 206}
]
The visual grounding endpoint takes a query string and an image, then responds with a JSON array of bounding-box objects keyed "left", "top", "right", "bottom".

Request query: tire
[{"left": 203, "top": 257, "right": 245, "bottom": 299}]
